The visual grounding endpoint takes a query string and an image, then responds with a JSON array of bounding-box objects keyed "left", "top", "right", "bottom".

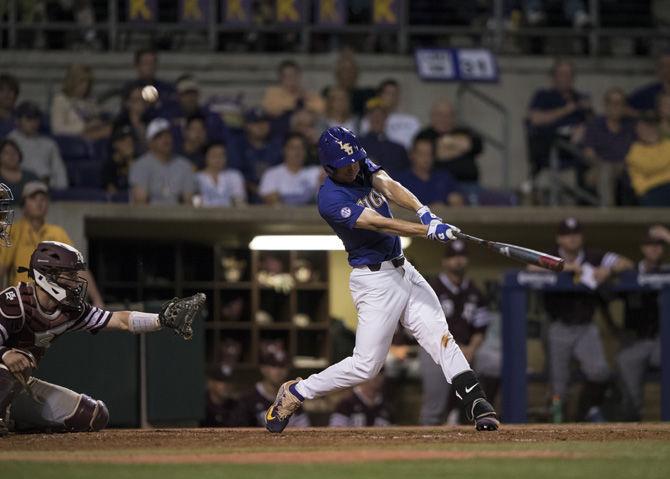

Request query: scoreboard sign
[{"left": 414, "top": 48, "right": 499, "bottom": 83}]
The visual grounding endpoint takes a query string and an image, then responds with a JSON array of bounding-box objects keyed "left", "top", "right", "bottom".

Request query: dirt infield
[{"left": 1, "top": 424, "right": 669, "bottom": 465}]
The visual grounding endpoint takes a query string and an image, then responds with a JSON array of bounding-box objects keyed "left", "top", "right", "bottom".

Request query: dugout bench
[{"left": 501, "top": 270, "right": 670, "bottom": 423}]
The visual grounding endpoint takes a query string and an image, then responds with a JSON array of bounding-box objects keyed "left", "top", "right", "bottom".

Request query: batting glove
[
  {"left": 426, "top": 220, "right": 460, "bottom": 242},
  {"left": 416, "top": 205, "right": 442, "bottom": 225}
]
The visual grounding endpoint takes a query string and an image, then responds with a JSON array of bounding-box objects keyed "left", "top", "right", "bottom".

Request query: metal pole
[
  {"left": 398, "top": 0, "right": 408, "bottom": 54},
  {"left": 108, "top": 0, "right": 117, "bottom": 50},
  {"left": 589, "top": 0, "right": 599, "bottom": 56},
  {"left": 502, "top": 109, "right": 510, "bottom": 190},
  {"left": 501, "top": 273, "right": 528, "bottom": 423},
  {"left": 8, "top": 0, "right": 17, "bottom": 49},
  {"left": 208, "top": 0, "right": 217, "bottom": 51},
  {"left": 548, "top": 142, "right": 559, "bottom": 206},
  {"left": 493, "top": 0, "right": 504, "bottom": 53},
  {"left": 139, "top": 333, "right": 150, "bottom": 428},
  {"left": 300, "top": 0, "right": 310, "bottom": 53},
  {"left": 661, "top": 288, "right": 670, "bottom": 421}
]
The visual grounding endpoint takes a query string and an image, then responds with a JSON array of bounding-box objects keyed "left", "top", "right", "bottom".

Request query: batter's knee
[
  {"left": 351, "top": 357, "right": 384, "bottom": 382},
  {"left": 63, "top": 394, "right": 109, "bottom": 432}
]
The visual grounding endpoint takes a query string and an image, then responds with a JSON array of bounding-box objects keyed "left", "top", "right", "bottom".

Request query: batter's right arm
[{"left": 355, "top": 208, "right": 456, "bottom": 242}]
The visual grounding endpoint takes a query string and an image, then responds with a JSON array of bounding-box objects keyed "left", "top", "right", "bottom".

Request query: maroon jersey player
[{"left": 0, "top": 241, "right": 204, "bottom": 436}]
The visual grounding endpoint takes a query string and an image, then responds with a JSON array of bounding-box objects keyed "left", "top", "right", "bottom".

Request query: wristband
[{"left": 128, "top": 312, "right": 161, "bottom": 334}]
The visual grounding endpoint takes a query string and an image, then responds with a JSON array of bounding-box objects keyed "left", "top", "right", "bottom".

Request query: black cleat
[{"left": 469, "top": 398, "right": 500, "bottom": 431}]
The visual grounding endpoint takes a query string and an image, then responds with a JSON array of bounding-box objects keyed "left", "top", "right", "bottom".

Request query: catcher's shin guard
[
  {"left": 453, "top": 370, "right": 500, "bottom": 431},
  {"left": 63, "top": 395, "right": 109, "bottom": 432}
]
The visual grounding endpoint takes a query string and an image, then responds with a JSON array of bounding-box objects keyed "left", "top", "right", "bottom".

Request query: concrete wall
[{"left": 0, "top": 52, "right": 659, "bottom": 189}]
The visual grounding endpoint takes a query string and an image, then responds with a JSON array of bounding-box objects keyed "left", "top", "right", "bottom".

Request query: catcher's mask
[
  {"left": 20, "top": 241, "right": 88, "bottom": 312},
  {"left": 0, "top": 183, "right": 15, "bottom": 247}
]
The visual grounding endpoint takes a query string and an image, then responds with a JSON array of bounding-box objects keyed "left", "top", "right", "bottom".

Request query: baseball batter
[
  {"left": 0, "top": 241, "right": 204, "bottom": 436},
  {"left": 265, "top": 126, "right": 499, "bottom": 432}
]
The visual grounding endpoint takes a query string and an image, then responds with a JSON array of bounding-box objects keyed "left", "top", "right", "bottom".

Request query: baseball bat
[{"left": 453, "top": 231, "right": 565, "bottom": 272}]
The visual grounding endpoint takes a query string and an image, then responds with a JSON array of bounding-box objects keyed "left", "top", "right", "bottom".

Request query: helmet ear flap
[{"left": 324, "top": 165, "right": 335, "bottom": 175}]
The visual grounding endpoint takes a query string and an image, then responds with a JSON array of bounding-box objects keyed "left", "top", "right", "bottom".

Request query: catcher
[{"left": 0, "top": 241, "right": 205, "bottom": 436}]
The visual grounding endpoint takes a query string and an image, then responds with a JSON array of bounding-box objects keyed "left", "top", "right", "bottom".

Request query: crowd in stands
[
  {"left": 526, "top": 54, "right": 670, "bottom": 206},
  {"left": 2, "top": 48, "right": 670, "bottom": 207}
]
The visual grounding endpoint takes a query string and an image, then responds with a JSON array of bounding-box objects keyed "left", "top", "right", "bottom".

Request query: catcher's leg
[
  {"left": 0, "top": 366, "right": 21, "bottom": 436},
  {"left": 10, "top": 378, "right": 109, "bottom": 433}
]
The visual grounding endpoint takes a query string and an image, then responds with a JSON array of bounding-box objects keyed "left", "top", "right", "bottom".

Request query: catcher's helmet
[
  {"left": 0, "top": 183, "right": 14, "bottom": 247},
  {"left": 318, "top": 126, "right": 367, "bottom": 174},
  {"left": 25, "top": 241, "right": 88, "bottom": 311}
]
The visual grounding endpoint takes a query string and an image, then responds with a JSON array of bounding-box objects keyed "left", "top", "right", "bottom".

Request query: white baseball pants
[{"left": 297, "top": 259, "right": 470, "bottom": 400}]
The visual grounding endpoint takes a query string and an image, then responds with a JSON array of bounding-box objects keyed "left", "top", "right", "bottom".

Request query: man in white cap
[{"left": 129, "top": 118, "right": 194, "bottom": 205}]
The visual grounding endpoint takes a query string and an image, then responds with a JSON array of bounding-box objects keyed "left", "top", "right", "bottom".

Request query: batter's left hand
[{"left": 417, "top": 205, "right": 442, "bottom": 225}]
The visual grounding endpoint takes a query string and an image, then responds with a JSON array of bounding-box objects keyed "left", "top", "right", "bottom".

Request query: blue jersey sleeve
[
  {"left": 359, "top": 158, "right": 382, "bottom": 187},
  {"left": 318, "top": 192, "right": 366, "bottom": 230}
]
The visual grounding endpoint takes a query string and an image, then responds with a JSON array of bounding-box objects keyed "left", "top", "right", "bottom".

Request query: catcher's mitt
[{"left": 159, "top": 293, "right": 206, "bottom": 340}]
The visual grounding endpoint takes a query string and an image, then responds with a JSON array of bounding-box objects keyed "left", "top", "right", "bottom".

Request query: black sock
[{"left": 452, "top": 370, "right": 488, "bottom": 419}]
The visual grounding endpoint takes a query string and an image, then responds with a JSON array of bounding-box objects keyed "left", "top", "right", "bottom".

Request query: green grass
[{"left": 2, "top": 441, "right": 669, "bottom": 479}]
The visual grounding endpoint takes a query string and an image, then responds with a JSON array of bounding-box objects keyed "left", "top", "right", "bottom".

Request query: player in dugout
[
  {"left": 529, "top": 217, "right": 633, "bottom": 422},
  {"left": 0, "top": 240, "right": 205, "bottom": 436}
]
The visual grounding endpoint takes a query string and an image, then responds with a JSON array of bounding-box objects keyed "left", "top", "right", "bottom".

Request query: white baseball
[{"left": 141, "top": 85, "right": 158, "bottom": 103}]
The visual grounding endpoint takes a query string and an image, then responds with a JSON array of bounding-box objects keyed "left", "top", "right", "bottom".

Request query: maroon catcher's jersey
[
  {"left": 430, "top": 274, "right": 492, "bottom": 346},
  {"left": 0, "top": 282, "right": 112, "bottom": 364}
]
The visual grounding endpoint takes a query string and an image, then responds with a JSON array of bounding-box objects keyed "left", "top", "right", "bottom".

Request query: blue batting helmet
[{"left": 318, "top": 126, "right": 367, "bottom": 173}]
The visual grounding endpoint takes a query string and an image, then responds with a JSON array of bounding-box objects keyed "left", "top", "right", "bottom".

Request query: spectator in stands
[
  {"left": 8, "top": 102, "right": 68, "bottom": 190},
  {"left": 582, "top": 87, "right": 636, "bottom": 205},
  {"left": 326, "top": 50, "right": 376, "bottom": 117},
  {"left": 396, "top": 137, "right": 464, "bottom": 207},
  {"left": 124, "top": 48, "right": 175, "bottom": 101},
  {"left": 359, "top": 97, "right": 409, "bottom": 175},
  {"left": 258, "top": 133, "right": 321, "bottom": 205},
  {"left": 628, "top": 52, "right": 670, "bottom": 114},
  {"left": 202, "top": 362, "right": 241, "bottom": 427},
  {"left": 227, "top": 107, "right": 282, "bottom": 198},
  {"left": 237, "top": 341, "right": 310, "bottom": 428},
  {"left": 129, "top": 118, "right": 194, "bottom": 205},
  {"left": 527, "top": 59, "right": 592, "bottom": 177},
  {"left": 113, "top": 85, "right": 149, "bottom": 154},
  {"left": 179, "top": 114, "right": 208, "bottom": 170},
  {"left": 0, "top": 73, "right": 19, "bottom": 138},
  {"left": 525, "top": 0, "right": 591, "bottom": 28},
  {"left": 50, "top": 64, "right": 110, "bottom": 140},
  {"left": 360, "top": 79, "right": 420, "bottom": 150},
  {"left": 262, "top": 60, "right": 325, "bottom": 118},
  {"left": 102, "top": 124, "right": 134, "bottom": 195},
  {"left": 329, "top": 372, "right": 392, "bottom": 427},
  {"left": 0, "top": 181, "right": 104, "bottom": 306},
  {"left": 195, "top": 142, "right": 246, "bottom": 207},
  {"left": 626, "top": 113, "right": 670, "bottom": 207},
  {"left": 169, "top": 75, "right": 228, "bottom": 145},
  {"left": 289, "top": 108, "right": 326, "bottom": 164},
  {"left": 324, "top": 86, "right": 359, "bottom": 134},
  {"left": 0, "top": 139, "right": 39, "bottom": 201},
  {"left": 416, "top": 99, "right": 483, "bottom": 184},
  {"left": 420, "top": 239, "right": 495, "bottom": 425},
  {"left": 530, "top": 217, "right": 633, "bottom": 422},
  {"left": 617, "top": 227, "right": 669, "bottom": 421},
  {"left": 656, "top": 92, "right": 670, "bottom": 138}
]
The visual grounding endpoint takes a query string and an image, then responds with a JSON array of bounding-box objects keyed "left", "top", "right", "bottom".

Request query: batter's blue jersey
[{"left": 317, "top": 159, "right": 401, "bottom": 266}]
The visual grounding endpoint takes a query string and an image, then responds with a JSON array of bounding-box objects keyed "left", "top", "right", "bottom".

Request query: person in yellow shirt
[
  {"left": 0, "top": 181, "right": 104, "bottom": 305},
  {"left": 626, "top": 114, "right": 670, "bottom": 207}
]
